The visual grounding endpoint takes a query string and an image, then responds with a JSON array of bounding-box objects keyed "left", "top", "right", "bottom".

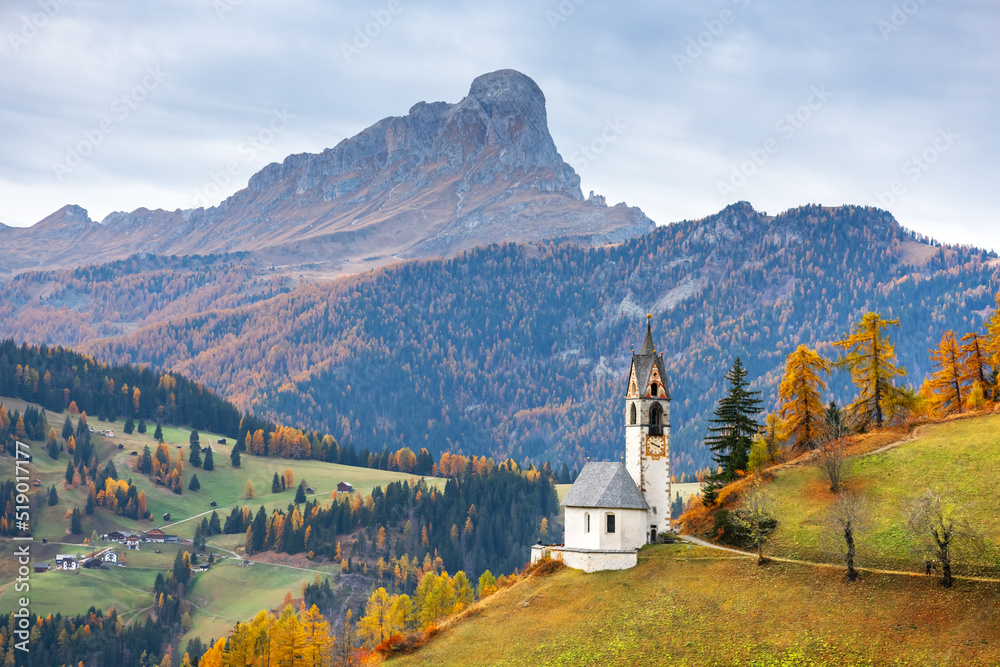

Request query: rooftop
[{"left": 561, "top": 462, "right": 649, "bottom": 510}]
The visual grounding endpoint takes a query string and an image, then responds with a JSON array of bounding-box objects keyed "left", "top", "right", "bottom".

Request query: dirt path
[{"left": 676, "top": 534, "right": 1000, "bottom": 584}]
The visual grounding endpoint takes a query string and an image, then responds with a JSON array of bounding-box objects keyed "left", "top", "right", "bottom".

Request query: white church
[{"left": 531, "top": 316, "right": 671, "bottom": 572}]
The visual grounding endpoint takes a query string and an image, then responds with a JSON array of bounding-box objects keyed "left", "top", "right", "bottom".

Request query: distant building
[
  {"left": 164, "top": 535, "right": 179, "bottom": 543},
  {"left": 337, "top": 482, "right": 353, "bottom": 493},
  {"left": 55, "top": 555, "right": 78, "bottom": 570},
  {"left": 125, "top": 535, "right": 141, "bottom": 550},
  {"left": 107, "top": 531, "right": 126, "bottom": 542},
  {"left": 163, "top": 513, "right": 171, "bottom": 522},
  {"left": 102, "top": 551, "right": 118, "bottom": 563},
  {"left": 145, "top": 528, "right": 166, "bottom": 542},
  {"left": 33, "top": 563, "right": 50, "bottom": 573},
  {"left": 82, "top": 558, "right": 103, "bottom": 570}
]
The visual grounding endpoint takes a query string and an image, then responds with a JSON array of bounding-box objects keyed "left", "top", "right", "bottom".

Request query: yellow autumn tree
[
  {"left": 834, "top": 312, "right": 907, "bottom": 429},
  {"left": 358, "top": 587, "right": 405, "bottom": 647},
  {"left": 245, "top": 479, "right": 256, "bottom": 499},
  {"left": 270, "top": 605, "right": 307, "bottom": 667},
  {"left": 300, "top": 603, "right": 335, "bottom": 666},
  {"left": 960, "top": 331, "right": 991, "bottom": 406},
  {"left": 927, "top": 330, "right": 965, "bottom": 415},
  {"left": 776, "top": 344, "right": 831, "bottom": 451},
  {"left": 985, "top": 291, "right": 1000, "bottom": 381}
]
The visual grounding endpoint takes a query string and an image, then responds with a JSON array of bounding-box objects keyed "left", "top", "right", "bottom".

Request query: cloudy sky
[{"left": 1, "top": 0, "right": 997, "bottom": 250}]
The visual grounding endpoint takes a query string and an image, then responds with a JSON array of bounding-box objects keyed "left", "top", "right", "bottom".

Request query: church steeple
[
  {"left": 624, "top": 316, "right": 672, "bottom": 543},
  {"left": 638, "top": 314, "right": 656, "bottom": 356}
]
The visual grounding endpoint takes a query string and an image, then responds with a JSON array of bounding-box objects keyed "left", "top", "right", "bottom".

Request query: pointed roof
[
  {"left": 631, "top": 316, "right": 670, "bottom": 400},
  {"left": 561, "top": 462, "right": 650, "bottom": 510}
]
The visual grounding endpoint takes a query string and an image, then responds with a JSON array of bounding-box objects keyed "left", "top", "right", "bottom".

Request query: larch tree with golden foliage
[
  {"left": 927, "top": 330, "right": 966, "bottom": 415},
  {"left": 959, "top": 332, "right": 990, "bottom": 400},
  {"left": 777, "top": 344, "right": 831, "bottom": 451},
  {"left": 834, "top": 312, "right": 906, "bottom": 429}
]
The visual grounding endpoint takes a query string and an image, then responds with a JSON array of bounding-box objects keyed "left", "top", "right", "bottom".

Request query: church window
[
  {"left": 606, "top": 513, "right": 616, "bottom": 534},
  {"left": 650, "top": 382, "right": 658, "bottom": 396},
  {"left": 629, "top": 404, "right": 636, "bottom": 425},
  {"left": 585, "top": 513, "right": 590, "bottom": 533},
  {"left": 650, "top": 403, "right": 662, "bottom": 426}
]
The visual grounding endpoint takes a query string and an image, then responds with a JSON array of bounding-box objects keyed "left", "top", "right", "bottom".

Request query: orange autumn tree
[
  {"left": 776, "top": 344, "right": 831, "bottom": 451},
  {"left": 958, "top": 332, "right": 990, "bottom": 409},
  {"left": 984, "top": 292, "right": 1000, "bottom": 396},
  {"left": 834, "top": 312, "right": 907, "bottom": 429},
  {"left": 927, "top": 330, "right": 965, "bottom": 415}
]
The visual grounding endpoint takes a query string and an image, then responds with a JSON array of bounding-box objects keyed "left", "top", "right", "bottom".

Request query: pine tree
[
  {"left": 777, "top": 344, "right": 831, "bottom": 451},
  {"left": 70, "top": 507, "right": 82, "bottom": 534},
  {"left": 833, "top": 312, "right": 906, "bottom": 429},
  {"left": 85, "top": 493, "right": 95, "bottom": 515},
  {"left": 61, "top": 415, "right": 73, "bottom": 441},
  {"left": 137, "top": 418, "right": 147, "bottom": 434},
  {"left": 203, "top": 447, "right": 214, "bottom": 471},
  {"left": 154, "top": 423, "right": 163, "bottom": 443},
  {"left": 208, "top": 510, "right": 222, "bottom": 535},
  {"left": 295, "top": 483, "right": 307, "bottom": 504},
  {"left": 124, "top": 416, "right": 135, "bottom": 434},
  {"left": 189, "top": 474, "right": 201, "bottom": 491},
  {"left": 927, "top": 330, "right": 965, "bottom": 415},
  {"left": 189, "top": 441, "right": 203, "bottom": 468},
  {"left": 65, "top": 459, "right": 75, "bottom": 485},
  {"left": 48, "top": 485, "right": 58, "bottom": 506},
  {"left": 702, "top": 357, "right": 762, "bottom": 504},
  {"left": 231, "top": 446, "right": 241, "bottom": 468},
  {"left": 272, "top": 472, "right": 282, "bottom": 493}
]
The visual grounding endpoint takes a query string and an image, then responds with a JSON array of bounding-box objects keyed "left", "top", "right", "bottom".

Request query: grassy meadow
[
  {"left": 388, "top": 543, "right": 1000, "bottom": 667},
  {"left": 0, "top": 396, "right": 440, "bottom": 646},
  {"left": 764, "top": 412, "right": 1000, "bottom": 576}
]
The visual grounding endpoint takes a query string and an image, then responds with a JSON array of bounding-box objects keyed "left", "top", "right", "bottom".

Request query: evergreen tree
[
  {"left": 61, "top": 415, "right": 73, "bottom": 441},
  {"left": 702, "top": 357, "right": 762, "bottom": 505},
  {"left": 65, "top": 459, "right": 75, "bottom": 485},
  {"left": 47, "top": 485, "right": 58, "bottom": 506},
  {"left": 231, "top": 446, "right": 241, "bottom": 468},
  {"left": 203, "top": 447, "right": 214, "bottom": 471},
  {"left": 85, "top": 493, "right": 94, "bottom": 515},
  {"left": 208, "top": 510, "right": 222, "bottom": 535},
  {"left": 249, "top": 505, "right": 267, "bottom": 554},
  {"left": 189, "top": 474, "right": 201, "bottom": 491},
  {"left": 137, "top": 418, "right": 147, "bottom": 433},
  {"left": 295, "top": 483, "right": 307, "bottom": 504},
  {"left": 139, "top": 445, "right": 154, "bottom": 474},
  {"left": 189, "top": 440, "right": 202, "bottom": 468},
  {"left": 70, "top": 507, "right": 82, "bottom": 534},
  {"left": 124, "top": 416, "right": 135, "bottom": 434},
  {"left": 154, "top": 423, "right": 163, "bottom": 443},
  {"left": 272, "top": 472, "right": 282, "bottom": 493}
]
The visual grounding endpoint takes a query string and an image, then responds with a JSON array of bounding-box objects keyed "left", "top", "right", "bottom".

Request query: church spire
[{"left": 638, "top": 314, "right": 656, "bottom": 356}]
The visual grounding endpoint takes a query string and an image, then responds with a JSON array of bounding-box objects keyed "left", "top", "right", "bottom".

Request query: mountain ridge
[{"left": 0, "top": 69, "right": 653, "bottom": 277}]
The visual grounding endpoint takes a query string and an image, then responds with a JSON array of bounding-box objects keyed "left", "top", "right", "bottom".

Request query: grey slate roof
[
  {"left": 630, "top": 321, "right": 671, "bottom": 400},
  {"left": 561, "top": 462, "right": 650, "bottom": 510}
]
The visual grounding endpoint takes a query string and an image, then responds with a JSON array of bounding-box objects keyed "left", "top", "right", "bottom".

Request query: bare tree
[
  {"left": 731, "top": 478, "right": 777, "bottom": 565},
  {"left": 817, "top": 402, "right": 847, "bottom": 493},
  {"left": 829, "top": 491, "right": 869, "bottom": 582},
  {"left": 905, "top": 489, "right": 981, "bottom": 588}
]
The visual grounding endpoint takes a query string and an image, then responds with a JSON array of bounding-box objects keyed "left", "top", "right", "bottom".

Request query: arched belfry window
[
  {"left": 650, "top": 403, "right": 662, "bottom": 426},
  {"left": 629, "top": 404, "right": 637, "bottom": 425},
  {"left": 650, "top": 382, "right": 659, "bottom": 396}
]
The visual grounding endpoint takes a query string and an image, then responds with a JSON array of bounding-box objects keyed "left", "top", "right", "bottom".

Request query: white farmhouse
[{"left": 532, "top": 317, "right": 672, "bottom": 573}]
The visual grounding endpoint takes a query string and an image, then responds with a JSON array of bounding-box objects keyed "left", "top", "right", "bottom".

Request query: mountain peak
[{"left": 467, "top": 69, "right": 546, "bottom": 112}]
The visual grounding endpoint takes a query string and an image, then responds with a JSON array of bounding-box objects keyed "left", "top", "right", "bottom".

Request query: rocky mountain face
[{"left": 1, "top": 70, "right": 653, "bottom": 277}]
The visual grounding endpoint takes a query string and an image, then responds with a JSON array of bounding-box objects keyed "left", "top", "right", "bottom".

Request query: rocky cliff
[{"left": 3, "top": 70, "right": 653, "bottom": 277}]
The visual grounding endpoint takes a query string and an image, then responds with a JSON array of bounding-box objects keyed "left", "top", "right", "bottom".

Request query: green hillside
[
  {"left": 0, "top": 396, "right": 440, "bottom": 654},
  {"left": 759, "top": 412, "right": 1000, "bottom": 576},
  {"left": 385, "top": 412, "right": 1000, "bottom": 666},
  {"left": 387, "top": 544, "right": 1000, "bottom": 666}
]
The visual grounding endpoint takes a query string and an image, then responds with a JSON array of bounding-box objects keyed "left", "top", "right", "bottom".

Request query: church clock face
[{"left": 645, "top": 434, "right": 666, "bottom": 458}]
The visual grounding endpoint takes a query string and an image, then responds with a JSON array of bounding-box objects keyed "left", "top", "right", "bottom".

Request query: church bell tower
[{"left": 624, "top": 315, "right": 672, "bottom": 542}]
